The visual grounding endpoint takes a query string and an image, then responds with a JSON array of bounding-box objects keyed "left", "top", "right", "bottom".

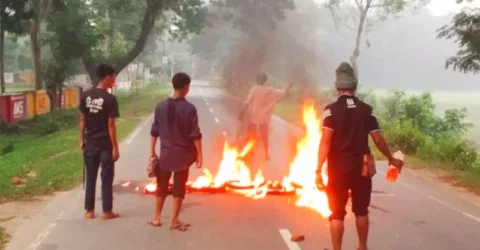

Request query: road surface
[{"left": 6, "top": 81, "right": 480, "bottom": 250}]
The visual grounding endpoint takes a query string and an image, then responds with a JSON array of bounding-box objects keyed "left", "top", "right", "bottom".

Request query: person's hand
[
  {"left": 79, "top": 140, "right": 85, "bottom": 151},
  {"left": 316, "top": 173, "right": 326, "bottom": 190},
  {"left": 389, "top": 158, "right": 404, "bottom": 170},
  {"left": 112, "top": 147, "right": 120, "bottom": 162},
  {"left": 150, "top": 151, "right": 158, "bottom": 159},
  {"left": 196, "top": 155, "right": 203, "bottom": 169}
]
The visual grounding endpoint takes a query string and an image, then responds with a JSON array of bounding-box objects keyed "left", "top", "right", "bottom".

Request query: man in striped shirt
[{"left": 316, "top": 62, "right": 403, "bottom": 250}]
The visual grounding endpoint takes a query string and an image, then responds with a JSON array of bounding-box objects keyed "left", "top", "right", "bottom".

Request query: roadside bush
[
  {"left": 382, "top": 119, "right": 425, "bottom": 154},
  {"left": 370, "top": 90, "right": 477, "bottom": 170}
]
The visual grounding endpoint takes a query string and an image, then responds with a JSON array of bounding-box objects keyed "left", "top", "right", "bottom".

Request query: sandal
[
  {"left": 169, "top": 222, "right": 191, "bottom": 231},
  {"left": 84, "top": 211, "right": 95, "bottom": 219},
  {"left": 101, "top": 212, "right": 120, "bottom": 220},
  {"left": 147, "top": 220, "right": 162, "bottom": 227}
]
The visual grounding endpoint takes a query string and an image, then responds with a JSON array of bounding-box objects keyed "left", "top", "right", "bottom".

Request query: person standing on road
[
  {"left": 316, "top": 62, "right": 403, "bottom": 250},
  {"left": 79, "top": 64, "right": 120, "bottom": 220},
  {"left": 149, "top": 73, "right": 203, "bottom": 231},
  {"left": 240, "top": 72, "right": 292, "bottom": 160}
]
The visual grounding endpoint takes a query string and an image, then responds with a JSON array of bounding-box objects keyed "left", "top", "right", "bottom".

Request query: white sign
[
  {"left": 4, "top": 73, "right": 14, "bottom": 84},
  {"left": 13, "top": 101, "right": 24, "bottom": 117}
]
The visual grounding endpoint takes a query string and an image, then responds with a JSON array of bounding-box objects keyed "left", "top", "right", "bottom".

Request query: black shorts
[
  {"left": 155, "top": 168, "right": 189, "bottom": 198},
  {"left": 326, "top": 165, "right": 372, "bottom": 221}
]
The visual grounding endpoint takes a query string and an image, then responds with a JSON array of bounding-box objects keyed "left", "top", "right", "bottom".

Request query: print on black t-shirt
[{"left": 79, "top": 88, "right": 120, "bottom": 149}]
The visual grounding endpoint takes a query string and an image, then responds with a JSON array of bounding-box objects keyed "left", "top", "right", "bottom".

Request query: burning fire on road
[{"left": 134, "top": 99, "right": 331, "bottom": 218}]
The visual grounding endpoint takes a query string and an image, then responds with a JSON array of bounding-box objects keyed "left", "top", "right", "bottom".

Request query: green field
[
  {"left": 4, "top": 83, "right": 34, "bottom": 93},
  {"left": 0, "top": 85, "right": 170, "bottom": 202}
]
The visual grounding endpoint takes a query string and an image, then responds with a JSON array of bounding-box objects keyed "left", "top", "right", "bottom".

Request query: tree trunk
[
  {"left": 350, "top": 2, "right": 370, "bottom": 80},
  {"left": 31, "top": 0, "right": 50, "bottom": 91},
  {"left": 0, "top": 28, "right": 5, "bottom": 94},
  {"left": 30, "top": 12, "right": 43, "bottom": 90},
  {"left": 0, "top": 28, "right": 4, "bottom": 124}
]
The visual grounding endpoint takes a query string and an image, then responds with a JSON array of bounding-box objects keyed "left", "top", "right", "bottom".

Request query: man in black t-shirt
[
  {"left": 79, "top": 64, "right": 120, "bottom": 220},
  {"left": 316, "top": 62, "right": 403, "bottom": 250}
]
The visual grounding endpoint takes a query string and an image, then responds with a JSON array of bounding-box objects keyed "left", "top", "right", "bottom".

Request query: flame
[
  {"left": 140, "top": 98, "right": 331, "bottom": 217},
  {"left": 285, "top": 100, "right": 331, "bottom": 217}
]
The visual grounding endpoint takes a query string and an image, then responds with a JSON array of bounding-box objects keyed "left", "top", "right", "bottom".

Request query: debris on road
[
  {"left": 12, "top": 176, "right": 22, "bottom": 185},
  {"left": 291, "top": 235, "right": 305, "bottom": 242}
]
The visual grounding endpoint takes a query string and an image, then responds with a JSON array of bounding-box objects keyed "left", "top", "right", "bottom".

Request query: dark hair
[
  {"left": 256, "top": 73, "right": 268, "bottom": 85},
  {"left": 172, "top": 73, "right": 191, "bottom": 90},
  {"left": 96, "top": 64, "right": 115, "bottom": 80}
]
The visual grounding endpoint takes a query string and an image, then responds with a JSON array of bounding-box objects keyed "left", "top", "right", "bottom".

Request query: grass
[
  {"left": 0, "top": 84, "right": 170, "bottom": 202},
  {"left": 4, "top": 83, "right": 34, "bottom": 93},
  {"left": 0, "top": 226, "right": 8, "bottom": 250}
]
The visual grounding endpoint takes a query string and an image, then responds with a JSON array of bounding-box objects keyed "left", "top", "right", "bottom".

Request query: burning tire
[
  {"left": 187, "top": 185, "right": 227, "bottom": 194},
  {"left": 225, "top": 180, "right": 267, "bottom": 190}
]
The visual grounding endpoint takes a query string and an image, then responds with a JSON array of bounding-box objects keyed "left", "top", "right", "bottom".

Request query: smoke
[{"left": 221, "top": 0, "right": 332, "bottom": 95}]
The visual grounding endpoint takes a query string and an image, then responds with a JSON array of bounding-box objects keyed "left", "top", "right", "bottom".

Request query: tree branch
[{"left": 112, "top": 0, "right": 159, "bottom": 74}]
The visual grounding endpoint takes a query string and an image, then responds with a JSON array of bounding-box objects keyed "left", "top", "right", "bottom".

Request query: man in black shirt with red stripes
[{"left": 317, "top": 62, "right": 403, "bottom": 250}]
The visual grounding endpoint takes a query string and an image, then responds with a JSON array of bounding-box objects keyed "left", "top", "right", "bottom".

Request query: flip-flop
[
  {"left": 101, "top": 212, "right": 120, "bottom": 220},
  {"left": 147, "top": 221, "right": 162, "bottom": 227},
  {"left": 169, "top": 222, "right": 191, "bottom": 231},
  {"left": 84, "top": 212, "right": 95, "bottom": 219}
]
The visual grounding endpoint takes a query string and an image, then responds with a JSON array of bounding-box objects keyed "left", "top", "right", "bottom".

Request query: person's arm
[
  {"left": 109, "top": 97, "right": 120, "bottom": 161},
  {"left": 317, "top": 128, "right": 333, "bottom": 171},
  {"left": 367, "top": 110, "right": 394, "bottom": 162},
  {"left": 78, "top": 94, "right": 87, "bottom": 150},
  {"left": 316, "top": 107, "right": 334, "bottom": 174},
  {"left": 79, "top": 113, "right": 86, "bottom": 149},
  {"left": 189, "top": 107, "right": 203, "bottom": 168},
  {"left": 150, "top": 107, "right": 159, "bottom": 157}
]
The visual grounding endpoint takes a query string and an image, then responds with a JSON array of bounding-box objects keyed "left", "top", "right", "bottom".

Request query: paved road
[{"left": 7, "top": 81, "right": 480, "bottom": 250}]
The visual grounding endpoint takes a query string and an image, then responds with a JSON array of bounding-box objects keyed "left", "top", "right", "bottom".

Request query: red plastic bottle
[{"left": 386, "top": 151, "right": 404, "bottom": 182}]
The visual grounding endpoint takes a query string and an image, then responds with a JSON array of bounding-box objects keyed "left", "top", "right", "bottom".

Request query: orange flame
[
  {"left": 140, "top": 99, "right": 331, "bottom": 217},
  {"left": 286, "top": 100, "right": 331, "bottom": 217}
]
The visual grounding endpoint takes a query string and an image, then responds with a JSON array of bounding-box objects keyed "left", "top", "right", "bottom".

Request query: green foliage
[
  {"left": 437, "top": 7, "right": 480, "bottom": 74},
  {"left": 366, "top": 90, "right": 478, "bottom": 171},
  {"left": 1, "top": 0, "right": 35, "bottom": 34}
]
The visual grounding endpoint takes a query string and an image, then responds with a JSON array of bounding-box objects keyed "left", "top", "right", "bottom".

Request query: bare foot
[
  {"left": 101, "top": 211, "right": 120, "bottom": 220},
  {"left": 169, "top": 221, "right": 191, "bottom": 231},
  {"left": 147, "top": 220, "right": 162, "bottom": 227},
  {"left": 84, "top": 211, "right": 95, "bottom": 219}
]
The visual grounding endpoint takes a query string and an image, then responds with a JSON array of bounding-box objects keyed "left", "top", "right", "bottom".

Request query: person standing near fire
[
  {"left": 149, "top": 73, "right": 203, "bottom": 231},
  {"left": 79, "top": 64, "right": 120, "bottom": 220},
  {"left": 239, "top": 73, "right": 292, "bottom": 160},
  {"left": 316, "top": 62, "right": 403, "bottom": 250}
]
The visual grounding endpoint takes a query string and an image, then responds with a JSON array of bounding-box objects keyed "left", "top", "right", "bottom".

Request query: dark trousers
[
  {"left": 247, "top": 123, "right": 269, "bottom": 157},
  {"left": 83, "top": 146, "right": 114, "bottom": 212},
  {"left": 326, "top": 158, "right": 372, "bottom": 221},
  {"left": 156, "top": 168, "right": 189, "bottom": 198}
]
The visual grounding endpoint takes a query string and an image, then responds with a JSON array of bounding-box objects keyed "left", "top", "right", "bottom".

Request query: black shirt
[
  {"left": 79, "top": 88, "right": 120, "bottom": 149},
  {"left": 322, "top": 95, "right": 380, "bottom": 172},
  {"left": 150, "top": 97, "right": 202, "bottom": 171}
]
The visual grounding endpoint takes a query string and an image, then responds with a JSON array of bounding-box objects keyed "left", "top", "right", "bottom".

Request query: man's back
[
  {"left": 246, "top": 85, "right": 285, "bottom": 124},
  {"left": 80, "top": 88, "right": 119, "bottom": 148},
  {"left": 152, "top": 97, "right": 201, "bottom": 171},
  {"left": 322, "top": 95, "right": 379, "bottom": 171}
]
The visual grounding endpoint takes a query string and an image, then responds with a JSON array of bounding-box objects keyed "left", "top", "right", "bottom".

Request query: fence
[{"left": 0, "top": 87, "right": 81, "bottom": 123}]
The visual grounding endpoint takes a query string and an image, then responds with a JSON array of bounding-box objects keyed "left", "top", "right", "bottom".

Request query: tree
[
  {"left": 325, "top": 0, "right": 428, "bottom": 79},
  {"left": 0, "top": 0, "right": 34, "bottom": 94},
  {"left": 437, "top": 6, "right": 480, "bottom": 74},
  {"left": 30, "top": 0, "right": 50, "bottom": 90},
  {"left": 46, "top": 0, "right": 206, "bottom": 86}
]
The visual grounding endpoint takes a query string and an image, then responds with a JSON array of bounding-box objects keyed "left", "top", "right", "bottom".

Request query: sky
[{"left": 428, "top": 0, "right": 480, "bottom": 16}]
